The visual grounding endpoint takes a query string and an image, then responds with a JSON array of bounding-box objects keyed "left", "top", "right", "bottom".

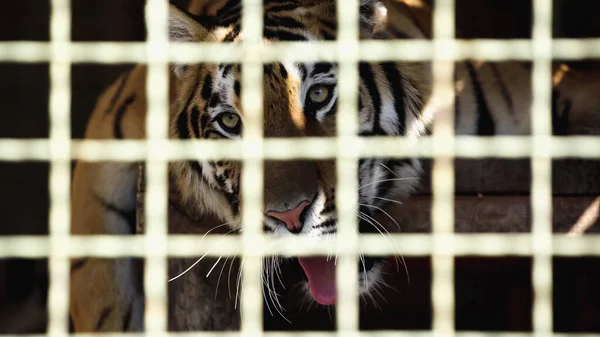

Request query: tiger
[{"left": 69, "top": 0, "right": 600, "bottom": 332}]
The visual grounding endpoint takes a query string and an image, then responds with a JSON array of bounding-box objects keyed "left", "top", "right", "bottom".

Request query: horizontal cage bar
[
  {"left": 1, "top": 234, "right": 599, "bottom": 258},
  {"left": 0, "top": 136, "right": 599, "bottom": 161},
  {"left": 1, "top": 39, "right": 600, "bottom": 63}
]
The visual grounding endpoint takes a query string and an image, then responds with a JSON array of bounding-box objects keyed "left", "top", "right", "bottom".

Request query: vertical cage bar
[
  {"left": 336, "top": 0, "right": 360, "bottom": 335},
  {"left": 240, "top": 0, "right": 265, "bottom": 335},
  {"left": 144, "top": 0, "right": 170, "bottom": 334},
  {"left": 531, "top": 0, "right": 554, "bottom": 335},
  {"left": 48, "top": 0, "right": 72, "bottom": 336},
  {"left": 431, "top": 1, "right": 456, "bottom": 336}
]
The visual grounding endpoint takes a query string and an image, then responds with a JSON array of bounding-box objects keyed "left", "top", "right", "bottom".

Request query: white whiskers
[{"left": 168, "top": 221, "right": 239, "bottom": 282}]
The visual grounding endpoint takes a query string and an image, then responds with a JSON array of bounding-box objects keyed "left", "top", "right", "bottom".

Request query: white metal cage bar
[
  {"left": 0, "top": 0, "right": 599, "bottom": 336},
  {"left": 239, "top": 0, "right": 265, "bottom": 335},
  {"left": 48, "top": 1, "right": 72, "bottom": 337},
  {"left": 144, "top": 0, "right": 170, "bottom": 335},
  {"left": 2, "top": 137, "right": 600, "bottom": 162},
  {"left": 5, "top": 332, "right": 600, "bottom": 337},
  {"left": 2, "top": 234, "right": 600, "bottom": 258},
  {"left": 2, "top": 39, "right": 600, "bottom": 63},
  {"left": 335, "top": 0, "right": 361, "bottom": 335},
  {"left": 531, "top": 0, "right": 554, "bottom": 335},
  {"left": 430, "top": 0, "right": 456, "bottom": 336}
]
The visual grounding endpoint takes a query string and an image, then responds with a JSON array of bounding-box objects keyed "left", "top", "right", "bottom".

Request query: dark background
[{"left": 1, "top": 0, "right": 599, "bottom": 333}]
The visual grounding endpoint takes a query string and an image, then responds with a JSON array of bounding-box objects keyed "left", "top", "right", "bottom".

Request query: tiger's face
[{"left": 168, "top": 1, "right": 430, "bottom": 306}]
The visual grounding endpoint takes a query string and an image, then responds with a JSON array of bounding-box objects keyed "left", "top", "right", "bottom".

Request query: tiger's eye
[
  {"left": 308, "top": 85, "right": 330, "bottom": 104},
  {"left": 220, "top": 112, "right": 240, "bottom": 130}
]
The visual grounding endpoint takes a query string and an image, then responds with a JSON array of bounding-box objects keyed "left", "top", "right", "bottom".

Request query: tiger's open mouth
[{"left": 296, "top": 256, "right": 382, "bottom": 305}]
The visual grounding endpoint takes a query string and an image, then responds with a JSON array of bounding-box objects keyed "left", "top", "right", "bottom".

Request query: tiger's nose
[{"left": 266, "top": 201, "right": 311, "bottom": 233}]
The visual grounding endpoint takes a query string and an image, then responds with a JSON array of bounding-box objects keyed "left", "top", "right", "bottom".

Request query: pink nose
[{"left": 266, "top": 201, "right": 310, "bottom": 233}]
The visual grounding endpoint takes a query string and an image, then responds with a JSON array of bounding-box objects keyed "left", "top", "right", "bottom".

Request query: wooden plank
[
  {"left": 417, "top": 159, "right": 600, "bottom": 195},
  {"left": 382, "top": 195, "right": 600, "bottom": 234},
  {"left": 135, "top": 166, "right": 599, "bottom": 331},
  {"left": 136, "top": 164, "right": 599, "bottom": 236}
]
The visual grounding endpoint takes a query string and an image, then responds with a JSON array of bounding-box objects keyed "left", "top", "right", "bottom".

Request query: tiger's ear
[
  {"left": 380, "top": 0, "right": 432, "bottom": 39},
  {"left": 168, "top": 4, "right": 210, "bottom": 43},
  {"left": 359, "top": 0, "right": 388, "bottom": 36},
  {"left": 168, "top": 4, "right": 210, "bottom": 77}
]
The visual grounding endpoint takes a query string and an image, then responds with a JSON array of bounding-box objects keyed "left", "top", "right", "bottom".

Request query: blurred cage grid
[{"left": 0, "top": 0, "right": 600, "bottom": 336}]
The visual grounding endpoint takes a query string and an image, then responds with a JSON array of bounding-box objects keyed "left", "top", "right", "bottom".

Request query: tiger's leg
[{"left": 70, "top": 161, "right": 144, "bottom": 331}]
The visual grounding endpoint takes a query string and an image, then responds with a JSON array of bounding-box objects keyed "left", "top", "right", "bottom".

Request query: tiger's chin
[{"left": 295, "top": 256, "right": 386, "bottom": 306}]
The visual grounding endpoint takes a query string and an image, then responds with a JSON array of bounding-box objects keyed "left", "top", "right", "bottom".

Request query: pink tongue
[{"left": 298, "top": 256, "right": 337, "bottom": 305}]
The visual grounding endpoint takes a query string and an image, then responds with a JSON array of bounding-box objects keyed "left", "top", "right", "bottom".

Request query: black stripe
[
  {"left": 176, "top": 110, "right": 190, "bottom": 139},
  {"left": 298, "top": 64, "right": 308, "bottom": 81},
  {"left": 359, "top": 63, "right": 384, "bottom": 135},
  {"left": 359, "top": 95, "right": 364, "bottom": 112},
  {"left": 96, "top": 307, "right": 113, "bottom": 330},
  {"left": 263, "top": 28, "right": 307, "bottom": 41},
  {"left": 321, "top": 30, "right": 336, "bottom": 40},
  {"left": 222, "top": 190, "right": 238, "bottom": 209},
  {"left": 321, "top": 228, "right": 337, "bottom": 235},
  {"left": 70, "top": 259, "right": 88, "bottom": 273},
  {"left": 465, "top": 62, "right": 495, "bottom": 135},
  {"left": 264, "top": 64, "right": 275, "bottom": 77},
  {"left": 489, "top": 64, "right": 515, "bottom": 115},
  {"left": 221, "top": 64, "right": 234, "bottom": 77},
  {"left": 105, "top": 71, "right": 131, "bottom": 114},
  {"left": 212, "top": 164, "right": 229, "bottom": 190},
  {"left": 311, "top": 63, "right": 333, "bottom": 76},
  {"left": 264, "top": 15, "right": 305, "bottom": 29},
  {"left": 329, "top": 101, "right": 337, "bottom": 116},
  {"left": 381, "top": 62, "right": 406, "bottom": 135},
  {"left": 201, "top": 73, "right": 213, "bottom": 101},
  {"left": 264, "top": 0, "right": 299, "bottom": 4},
  {"left": 220, "top": 15, "right": 240, "bottom": 27},
  {"left": 551, "top": 89, "right": 570, "bottom": 136},
  {"left": 454, "top": 70, "right": 461, "bottom": 129},
  {"left": 216, "top": 0, "right": 241, "bottom": 20},
  {"left": 223, "top": 25, "right": 241, "bottom": 42},
  {"left": 233, "top": 80, "right": 242, "bottom": 97},
  {"left": 454, "top": 94, "right": 460, "bottom": 130},
  {"left": 92, "top": 192, "right": 136, "bottom": 234},
  {"left": 190, "top": 107, "right": 201, "bottom": 138},
  {"left": 313, "top": 218, "right": 336, "bottom": 229},
  {"left": 321, "top": 201, "right": 335, "bottom": 214},
  {"left": 208, "top": 95, "right": 221, "bottom": 108},
  {"left": 114, "top": 95, "right": 135, "bottom": 139},
  {"left": 319, "top": 18, "right": 337, "bottom": 32},
  {"left": 176, "top": 77, "right": 201, "bottom": 139},
  {"left": 200, "top": 114, "right": 210, "bottom": 131},
  {"left": 190, "top": 161, "right": 204, "bottom": 179},
  {"left": 122, "top": 306, "right": 133, "bottom": 331},
  {"left": 278, "top": 63, "right": 288, "bottom": 79},
  {"left": 231, "top": 198, "right": 240, "bottom": 216},
  {"left": 266, "top": 2, "right": 299, "bottom": 12}
]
